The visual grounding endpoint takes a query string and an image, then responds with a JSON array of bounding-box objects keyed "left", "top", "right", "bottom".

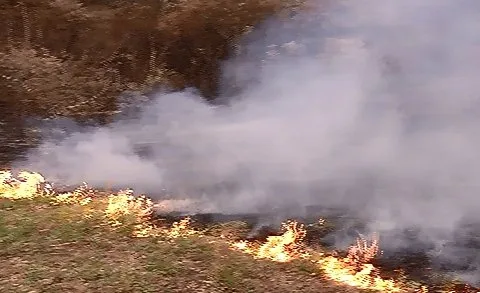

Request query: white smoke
[{"left": 19, "top": 0, "right": 480, "bottom": 283}]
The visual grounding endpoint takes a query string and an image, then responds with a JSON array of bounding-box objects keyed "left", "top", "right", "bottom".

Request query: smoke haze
[{"left": 18, "top": 0, "right": 480, "bottom": 283}]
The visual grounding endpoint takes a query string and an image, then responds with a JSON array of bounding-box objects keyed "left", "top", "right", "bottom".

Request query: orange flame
[
  {"left": 319, "top": 234, "right": 400, "bottom": 292},
  {"left": 104, "top": 189, "right": 153, "bottom": 226},
  {"left": 133, "top": 216, "right": 197, "bottom": 239},
  {"left": 52, "top": 182, "right": 93, "bottom": 206},
  {"left": 0, "top": 170, "right": 46, "bottom": 199},
  {"left": 5, "top": 170, "right": 474, "bottom": 292},
  {"left": 231, "top": 223, "right": 401, "bottom": 292},
  {"left": 231, "top": 220, "right": 309, "bottom": 262},
  {"left": 164, "top": 216, "right": 197, "bottom": 239},
  {"left": 347, "top": 233, "right": 380, "bottom": 264},
  {"left": 320, "top": 257, "right": 400, "bottom": 291},
  {"left": 0, "top": 170, "right": 95, "bottom": 206}
]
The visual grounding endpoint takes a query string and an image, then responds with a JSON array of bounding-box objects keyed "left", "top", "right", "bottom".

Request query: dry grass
[
  {"left": 0, "top": 0, "right": 307, "bottom": 119},
  {"left": 0, "top": 170, "right": 374, "bottom": 292},
  {"left": 1, "top": 170, "right": 478, "bottom": 292},
  {"left": 0, "top": 196, "right": 370, "bottom": 293}
]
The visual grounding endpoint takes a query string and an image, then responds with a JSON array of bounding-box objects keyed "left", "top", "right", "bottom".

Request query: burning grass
[
  {"left": 1, "top": 170, "right": 478, "bottom": 292},
  {"left": 318, "top": 234, "right": 400, "bottom": 292},
  {"left": 231, "top": 220, "right": 310, "bottom": 262}
]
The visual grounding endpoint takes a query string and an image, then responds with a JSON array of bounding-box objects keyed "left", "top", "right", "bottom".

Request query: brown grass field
[
  {"left": 0, "top": 199, "right": 372, "bottom": 293},
  {"left": 1, "top": 171, "right": 479, "bottom": 292},
  {"left": 1, "top": 1, "right": 479, "bottom": 292},
  {"left": 0, "top": 172, "right": 374, "bottom": 293}
]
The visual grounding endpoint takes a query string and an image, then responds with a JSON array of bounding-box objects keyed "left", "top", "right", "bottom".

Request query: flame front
[
  {"left": 0, "top": 170, "right": 45, "bottom": 199},
  {"left": 103, "top": 189, "right": 196, "bottom": 238},
  {"left": 132, "top": 217, "right": 197, "bottom": 239},
  {"left": 319, "top": 234, "right": 400, "bottom": 292},
  {"left": 104, "top": 189, "right": 153, "bottom": 226},
  {"left": 0, "top": 171, "right": 402, "bottom": 291},
  {"left": 231, "top": 222, "right": 401, "bottom": 292},
  {"left": 0, "top": 171, "right": 93, "bottom": 205},
  {"left": 3, "top": 169, "right": 475, "bottom": 292},
  {"left": 231, "top": 220, "right": 309, "bottom": 262},
  {"left": 164, "top": 216, "right": 197, "bottom": 238},
  {"left": 52, "top": 182, "right": 93, "bottom": 206}
]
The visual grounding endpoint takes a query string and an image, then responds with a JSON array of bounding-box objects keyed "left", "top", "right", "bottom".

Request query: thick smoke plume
[{"left": 19, "top": 0, "right": 480, "bottom": 283}]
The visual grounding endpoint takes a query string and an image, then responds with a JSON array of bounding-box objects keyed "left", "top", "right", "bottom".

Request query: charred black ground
[{"left": 153, "top": 206, "right": 480, "bottom": 291}]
